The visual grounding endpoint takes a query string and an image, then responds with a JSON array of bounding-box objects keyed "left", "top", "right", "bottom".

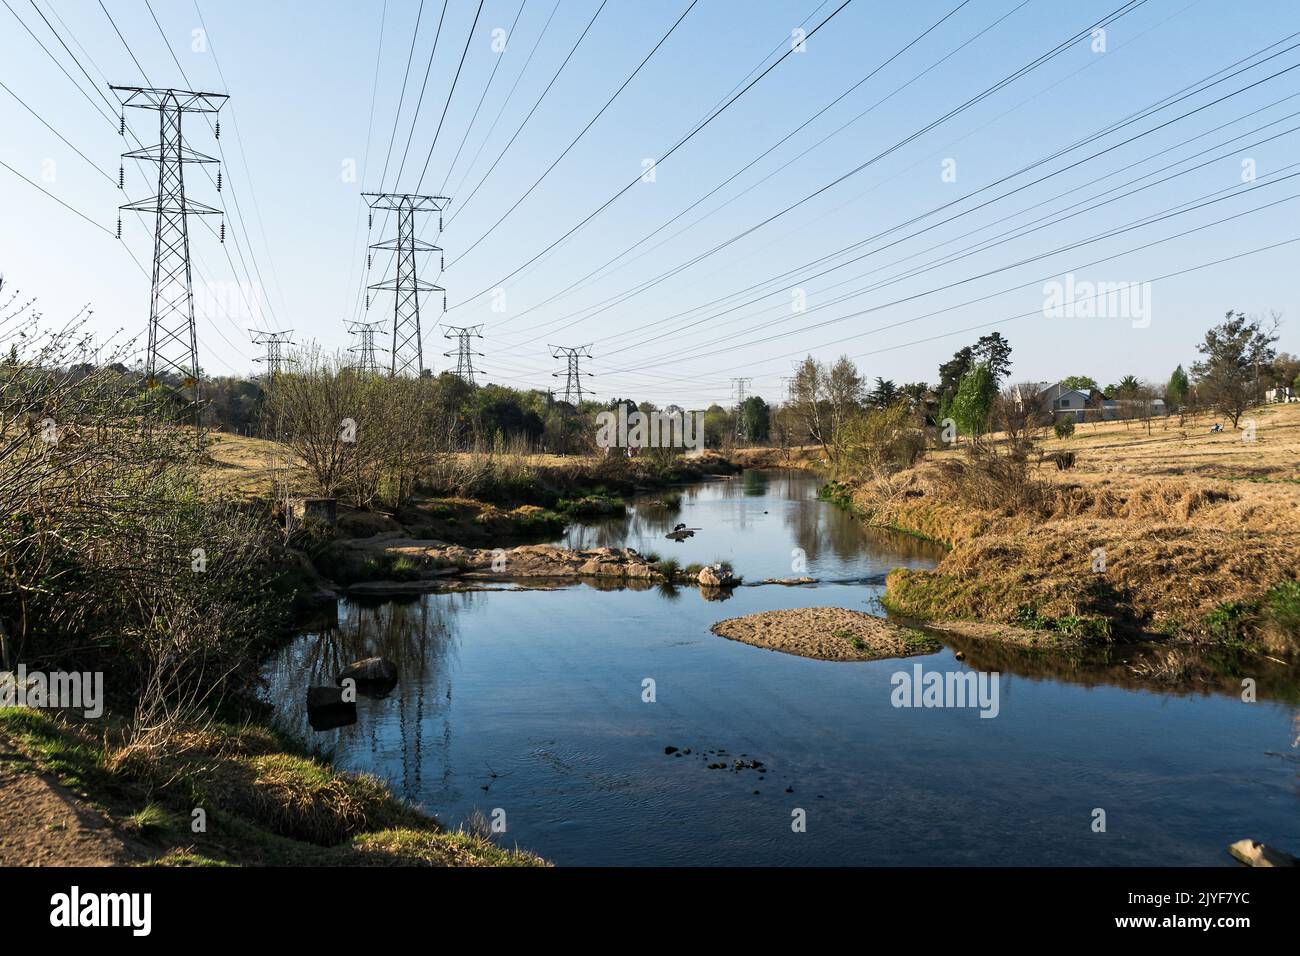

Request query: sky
[{"left": 2, "top": 0, "right": 1299, "bottom": 407}]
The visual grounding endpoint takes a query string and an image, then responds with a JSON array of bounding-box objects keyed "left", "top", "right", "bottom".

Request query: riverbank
[
  {"left": 826, "top": 403, "right": 1300, "bottom": 653},
  {"left": 0, "top": 708, "right": 545, "bottom": 867}
]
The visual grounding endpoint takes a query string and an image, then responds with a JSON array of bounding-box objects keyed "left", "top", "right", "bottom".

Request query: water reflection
[
  {"left": 265, "top": 595, "right": 470, "bottom": 801},
  {"left": 262, "top": 470, "right": 1300, "bottom": 866},
  {"left": 940, "top": 631, "right": 1300, "bottom": 704},
  {"left": 560, "top": 469, "right": 945, "bottom": 580}
]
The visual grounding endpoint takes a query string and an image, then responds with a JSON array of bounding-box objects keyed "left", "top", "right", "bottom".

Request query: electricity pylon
[
  {"left": 250, "top": 329, "right": 294, "bottom": 381},
  {"left": 112, "top": 86, "right": 227, "bottom": 393},
  {"left": 731, "top": 376, "right": 752, "bottom": 441},
  {"left": 362, "top": 192, "right": 449, "bottom": 377},
  {"left": 346, "top": 319, "right": 385, "bottom": 377},
  {"left": 550, "top": 344, "right": 593, "bottom": 404},
  {"left": 442, "top": 324, "right": 484, "bottom": 385}
]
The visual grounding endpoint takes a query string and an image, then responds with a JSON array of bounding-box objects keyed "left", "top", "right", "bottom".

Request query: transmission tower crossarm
[
  {"left": 110, "top": 86, "right": 228, "bottom": 112},
  {"left": 361, "top": 191, "right": 451, "bottom": 212}
]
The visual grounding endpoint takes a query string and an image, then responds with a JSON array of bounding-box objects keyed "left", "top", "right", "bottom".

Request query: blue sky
[{"left": 3, "top": 0, "right": 1299, "bottom": 406}]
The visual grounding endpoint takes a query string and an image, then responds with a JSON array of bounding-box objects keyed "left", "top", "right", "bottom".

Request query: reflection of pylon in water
[
  {"left": 550, "top": 344, "right": 593, "bottom": 404},
  {"left": 442, "top": 324, "right": 484, "bottom": 385}
]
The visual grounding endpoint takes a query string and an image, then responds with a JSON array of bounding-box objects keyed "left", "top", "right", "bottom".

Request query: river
[{"left": 261, "top": 470, "right": 1300, "bottom": 865}]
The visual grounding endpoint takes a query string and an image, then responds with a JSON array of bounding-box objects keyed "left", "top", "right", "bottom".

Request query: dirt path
[{"left": 0, "top": 733, "right": 144, "bottom": 867}]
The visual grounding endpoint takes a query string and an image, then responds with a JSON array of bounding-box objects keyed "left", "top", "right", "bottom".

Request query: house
[
  {"left": 1014, "top": 381, "right": 1094, "bottom": 423},
  {"left": 1265, "top": 386, "right": 1298, "bottom": 403},
  {"left": 1015, "top": 382, "right": 1168, "bottom": 423}
]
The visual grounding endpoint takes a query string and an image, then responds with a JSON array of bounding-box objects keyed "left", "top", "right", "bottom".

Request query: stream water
[{"left": 262, "top": 470, "right": 1300, "bottom": 865}]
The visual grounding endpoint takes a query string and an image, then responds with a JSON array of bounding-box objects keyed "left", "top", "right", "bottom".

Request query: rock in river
[{"left": 336, "top": 656, "right": 398, "bottom": 688}]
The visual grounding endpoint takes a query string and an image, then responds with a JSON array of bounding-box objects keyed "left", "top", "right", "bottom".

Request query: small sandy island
[{"left": 710, "top": 607, "right": 941, "bottom": 662}]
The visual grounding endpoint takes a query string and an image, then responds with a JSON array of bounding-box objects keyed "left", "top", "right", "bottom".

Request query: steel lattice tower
[
  {"left": 731, "top": 376, "right": 752, "bottom": 441},
  {"left": 346, "top": 319, "right": 385, "bottom": 377},
  {"left": 363, "top": 192, "right": 449, "bottom": 377},
  {"left": 250, "top": 329, "right": 294, "bottom": 380},
  {"left": 549, "top": 344, "right": 594, "bottom": 404},
  {"left": 113, "top": 86, "right": 227, "bottom": 391},
  {"left": 442, "top": 324, "right": 484, "bottom": 385}
]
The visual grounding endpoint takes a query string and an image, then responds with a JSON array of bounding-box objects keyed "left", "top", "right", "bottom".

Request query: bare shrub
[
  {"left": 0, "top": 320, "right": 282, "bottom": 746},
  {"left": 261, "top": 348, "right": 452, "bottom": 508},
  {"left": 932, "top": 444, "right": 1050, "bottom": 516},
  {"left": 839, "top": 401, "right": 927, "bottom": 477}
]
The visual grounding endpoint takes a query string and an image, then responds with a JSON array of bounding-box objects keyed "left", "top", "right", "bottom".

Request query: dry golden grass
[
  {"left": 853, "top": 403, "right": 1300, "bottom": 646},
  {"left": 201, "top": 431, "right": 307, "bottom": 498}
]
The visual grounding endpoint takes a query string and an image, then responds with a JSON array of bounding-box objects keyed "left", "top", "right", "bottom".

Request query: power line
[
  {"left": 445, "top": 0, "right": 697, "bottom": 267},
  {"left": 392, "top": 0, "right": 451, "bottom": 187},
  {"left": 474, "top": 0, "right": 1147, "bottom": 330},
  {"left": 444, "top": 0, "right": 561, "bottom": 203},
  {"left": 412, "top": 0, "right": 486, "bottom": 191},
  {"left": 345, "top": 0, "right": 392, "bottom": 328},
  {"left": 441, "top": 0, "right": 609, "bottom": 232},
  {"left": 0, "top": 158, "right": 114, "bottom": 235},
  {"left": 619, "top": 183, "right": 1300, "bottom": 380},
  {"left": 444, "top": 0, "right": 856, "bottom": 307},
  {"left": 491, "top": 0, "right": 992, "bottom": 336},
  {"left": 353, "top": 1, "right": 483, "bottom": 334},
  {"left": 436, "top": 0, "right": 528, "bottom": 196},
  {"left": 566, "top": 29, "right": 1300, "bottom": 362},
  {"left": 148, "top": 0, "right": 289, "bottom": 333},
  {"left": 604, "top": 84, "right": 1300, "bottom": 370},
  {"left": 378, "top": 0, "right": 428, "bottom": 192},
  {"left": 0, "top": 77, "right": 116, "bottom": 184}
]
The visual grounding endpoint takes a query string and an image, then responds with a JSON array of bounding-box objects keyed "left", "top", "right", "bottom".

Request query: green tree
[
  {"left": 869, "top": 377, "right": 899, "bottom": 408},
  {"left": 1190, "top": 310, "right": 1280, "bottom": 426},
  {"left": 1166, "top": 365, "right": 1190, "bottom": 409},
  {"left": 950, "top": 362, "right": 996, "bottom": 442},
  {"left": 1059, "top": 375, "right": 1098, "bottom": 393},
  {"left": 738, "top": 395, "right": 771, "bottom": 442},
  {"left": 702, "top": 404, "right": 729, "bottom": 449},
  {"left": 900, "top": 381, "right": 929, "bottom": 403},
  {"left": 972, "top": 332, "right": 1013, "bottom": 385},
  {"left": 936, "top": 346, "right": 973, "bottom": 412}
]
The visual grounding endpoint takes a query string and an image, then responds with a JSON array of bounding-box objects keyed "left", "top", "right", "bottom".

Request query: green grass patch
[
  {"left": 0, "top": 709, "right": 544, "bottom": 867},
  {"left": 653, "top": 558, "right": 679, "bottom": 578},
  {"left": 554, "top": 493, "right": 627, "bottom": 518}
]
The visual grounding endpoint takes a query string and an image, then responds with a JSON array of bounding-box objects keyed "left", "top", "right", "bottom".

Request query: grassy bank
[
  {"left": 829, "top": 403, "right": 1300, "bottom": 653},
  {"left": 0, "top": 707, "right": 543, "bottom": 867}
]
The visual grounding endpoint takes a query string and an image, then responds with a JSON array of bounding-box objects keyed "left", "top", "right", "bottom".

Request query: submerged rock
[
  {"left": 306, "top": 686, "right": 356, "bottom": 731},
  {"left": 336, "top": 656, "right": 398, "bottom": 688}
]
